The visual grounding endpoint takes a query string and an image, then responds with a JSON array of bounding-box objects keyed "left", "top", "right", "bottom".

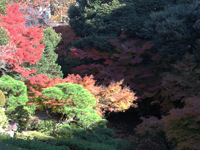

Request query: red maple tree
[{"left": 0, "top": 4, "right": 45, "bottom": 77}]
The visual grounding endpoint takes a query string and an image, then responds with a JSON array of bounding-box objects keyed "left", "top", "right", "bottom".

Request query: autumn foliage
[
  {"left": 135, "top": 116, "right": 172, "bottom": 150},
  {"left": 53, "top": 25, "right": 81, "bottom": 57},
  {"left": 161, "top": 52, "right": 200, "bottom": 103},
  {"left": 163, "top": 96, "right": 200, "bottom": 150},
  {"left": 25, "top": 73, "right": 137, "bottom": 117},
  {"left": 0, "top": 4, "right": 44, "bottom": 77},
  {"left": 10, "top": 0, "right": 77, "bottom": 26},
  {"left": 67, "top": 33, "right": 170, "bottom": 103}
]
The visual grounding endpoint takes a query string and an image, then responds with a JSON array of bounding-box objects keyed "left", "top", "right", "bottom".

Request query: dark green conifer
[
  {"left": 137, "top": 1, "right": 200, "bottom": 61},
  {"left": 68, "top": 0, "right": 171, "bottom": 52}
]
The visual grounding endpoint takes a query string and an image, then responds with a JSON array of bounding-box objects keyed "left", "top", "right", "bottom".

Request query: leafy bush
[
  {"left": 0, "top": 75, "right": 29, "bottom": 112},
  {"left": 0, "top": 128, "right": 133, "bottom": 150},
  {"left": 0, "top": 133, "right": 70, "bottom": 150},
  {"left": 161, "top": 52, "right": 200, "bottom": 104},
  {"left": 5, "top": 105, "right": 30, "bottom": 129},
  {"left": 163, "top": 96, "right": 200, "bottom": 150},
  {"left": 135, "top": 116, "right": 172, "bottom": 150},
  {"left": 42, "top": 83, "right": 105, "bottom": 128}
]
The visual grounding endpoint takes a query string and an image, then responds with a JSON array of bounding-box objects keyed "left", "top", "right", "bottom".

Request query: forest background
[{"left": 0, "top": 0, "right": 200, "bottom": 150}]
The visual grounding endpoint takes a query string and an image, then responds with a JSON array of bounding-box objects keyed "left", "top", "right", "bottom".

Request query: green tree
[
  {"left": 137, "top": 1, "right": 200, "bottom": 61},
  {"left": 68, "top": 0, "right": 170, "bottom": 52},
  {"left": 42, "top": 83, "right": 105, "bottom": 129}
]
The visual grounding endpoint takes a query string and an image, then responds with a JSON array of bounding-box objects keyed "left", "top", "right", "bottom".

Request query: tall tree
[
  {"left": 0, "top": 4, "right": 44, "bottom": 78},
  {"left": 68, "top": 0, "right": 171, "bottom": 52},
  {"left": 137, "top": 1, "right": 200, "bottom": 61}
]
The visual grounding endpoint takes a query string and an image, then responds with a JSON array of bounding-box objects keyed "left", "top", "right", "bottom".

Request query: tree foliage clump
[
  {"left": 53, "top": 25, "right": 82, "bottom": 76},
  {"left": 0, "top": 75, "right": 29, "bottom": 112},
  {"left": 25, "top": 73, "right": 137, "bottom": 118},
  {"left": 135, "top": 116, "right": 172, "bottom": 150},
  {"left": 0, "top": 4, "right": 44, "bottom": 77},
  {"left": 0, "top": 27, "right": 9, "bottom": 46},
  {"left": 42, "top": 83, "right": 105, "bottom": 129},
  {"left": 137, "top": 1, "right": 200, "bottom": 61},
  {"left": 68, "top": 34, "right": 171, "bottom": 102},
  {"left": 0, "top": 75, "right": 36, "bottom": 115},
  {"left": 6, "top": 105, "right": 30, "bottom": 129},
  {"left": 163, "top": 96, "right": 200, "bottom": 150},
  {"left": 68, "top": 0, "right": 170, "bottom": 52},
  {"left": 161, "top": 52, "right": 200, "bottom": 104},
  {"left": 134, "top": 51, "right": 200, "bottom": 150},
  {"left": 22, "top": 27, "right": 63, "bottom": 79}
]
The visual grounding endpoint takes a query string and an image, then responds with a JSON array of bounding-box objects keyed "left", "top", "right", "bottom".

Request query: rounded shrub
[
  {"left": 42, "top": 83, "right": 105, "bottom": 128},
  {"left": 0, "top": 75, "right": 29, "bottom": 112}
]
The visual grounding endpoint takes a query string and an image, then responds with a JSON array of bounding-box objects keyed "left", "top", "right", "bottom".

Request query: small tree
[{"left": 41, "top": 83, "right": 105, "bottom": 129}]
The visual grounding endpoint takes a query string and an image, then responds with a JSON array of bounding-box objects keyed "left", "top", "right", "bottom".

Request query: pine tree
[
  {"left": 68, "top": 0, "right": 171, "bottom": 52},
  {"left": 137, "top": 1, "right": 200, "bottom": 61}
]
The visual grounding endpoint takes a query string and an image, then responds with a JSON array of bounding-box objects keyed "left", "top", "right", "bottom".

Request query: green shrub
[
  {"left": 0, "top": 133, "right": 70, "bottom": 150},
  {"left": 0, "top": 130, "right": 133, "bottom": 150},
  {"left": 5, "top": 105, "right": 30, "bottom": 129},
  {"left": 56, "top": 122, "right": 133, "bottom": 150},
  {"left": 0, "top": 75, "right": 28, "bottom": 111},
  {"left": 42, "top": 83, "right": 105, "bottom": 129}
]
